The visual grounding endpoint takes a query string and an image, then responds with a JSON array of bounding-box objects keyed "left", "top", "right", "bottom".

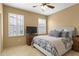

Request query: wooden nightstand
[
  {"left": 72, "top": 36, "right": 79, "bottom": 52},
  {"left": 26, "top": 34, "right": 37, "bottom": 46}
]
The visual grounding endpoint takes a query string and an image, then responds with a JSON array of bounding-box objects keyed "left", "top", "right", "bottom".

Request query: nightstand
[
  {"left": 72, "top": 36, "right": 79, "bottom": 52},
  {"left": 26, "top": 34, "right": 38, "bottom": 46}
]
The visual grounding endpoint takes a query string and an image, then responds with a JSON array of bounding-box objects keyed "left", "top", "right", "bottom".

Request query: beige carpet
[{"left": 1, "top": 45, "right": 79, "bottom": 56}]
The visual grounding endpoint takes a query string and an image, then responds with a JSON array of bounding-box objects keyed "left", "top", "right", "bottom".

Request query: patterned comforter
[{"left": 32, "top": 35, "right": 73, "bottom": 56}]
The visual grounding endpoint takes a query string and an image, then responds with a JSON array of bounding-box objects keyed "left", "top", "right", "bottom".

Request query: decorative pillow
[
  {"left": 68, "top": 31, "right": 73, "bottom": 39},
  {"left": 61, "top": 31, "right": 69, "bottom": 37},
  {"left": 63, "top": 28, "right": 75, "bottom": 37},
  {"left": 49, "top": 30, "right": 62, "bottom": 37},
  {"left": 61, "top": 31, "right": 73, "bottom": 39}
]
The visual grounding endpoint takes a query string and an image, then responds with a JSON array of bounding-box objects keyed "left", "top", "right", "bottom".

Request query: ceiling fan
[{"left": 33, "top": 3, "right": 55, "bottom": 10}]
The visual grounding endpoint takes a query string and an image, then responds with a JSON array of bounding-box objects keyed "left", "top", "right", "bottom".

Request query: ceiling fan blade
[
  {"left": 47, "top": 5, "right": 55, "bottom": 9},
  {"left": 33, "top": 5, "right": 42, "bottom": 8},
  {"left": 42, "top": 3, "right": 50, "bottom": 5},
  {"left": 33, "top": 6, "right": 37, "bottom": 7}
]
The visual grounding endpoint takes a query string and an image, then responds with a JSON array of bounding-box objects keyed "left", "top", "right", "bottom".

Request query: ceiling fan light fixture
[{"left": 41, "top": 5, "right": 48, "bottom": 10}]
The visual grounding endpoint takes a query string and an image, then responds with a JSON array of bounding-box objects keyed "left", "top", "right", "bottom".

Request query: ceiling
[{"left": 4, "top": 3, "right": 76, "bottom": 16}]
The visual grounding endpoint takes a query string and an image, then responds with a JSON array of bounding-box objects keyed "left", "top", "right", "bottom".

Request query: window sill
[{"left": 8, "top": 35, "right": 25, "bottom": 38}]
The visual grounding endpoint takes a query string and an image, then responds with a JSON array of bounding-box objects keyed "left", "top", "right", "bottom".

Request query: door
[{"left": 0, "top": 14, "right": 2, "bottom": 55}]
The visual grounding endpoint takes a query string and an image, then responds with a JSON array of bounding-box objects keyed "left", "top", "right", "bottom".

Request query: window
[
  {"left": 38, "top": 17, "right": 46, "bottom": 34},
  {"left": 8, "top": 13, "right": 24, "bottom": 37}
]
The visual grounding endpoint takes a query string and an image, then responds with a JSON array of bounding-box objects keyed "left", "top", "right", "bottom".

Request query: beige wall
[
  {"left": 48, "top": 4, "right": 79, "bottom": 34},
  {"left": 0, "top": 3, "right": 3, "bottom": 53},
  {"left": 3, "top": 5, "right": 47, "bottom": 48}
]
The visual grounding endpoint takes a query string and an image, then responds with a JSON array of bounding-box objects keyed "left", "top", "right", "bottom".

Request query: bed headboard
[{"left": 50, "top": 27, "right": 76, "bottom": 37}]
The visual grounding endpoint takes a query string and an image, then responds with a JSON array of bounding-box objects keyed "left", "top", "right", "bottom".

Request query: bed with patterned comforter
[{"left": 32, "top": 35, "right": 73, "bottom": 56}]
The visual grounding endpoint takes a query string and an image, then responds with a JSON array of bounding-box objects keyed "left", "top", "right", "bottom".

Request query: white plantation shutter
[
  {"left": 8, "top": 13, "right": 24, "bottom": 37},
  {"left": 38, "top": 17, "right": 46, "bottom": 34}
]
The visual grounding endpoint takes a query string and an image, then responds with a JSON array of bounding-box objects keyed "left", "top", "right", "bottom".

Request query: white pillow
[{"left": 51, "top": 27, "right": 63, "bottom": 32}]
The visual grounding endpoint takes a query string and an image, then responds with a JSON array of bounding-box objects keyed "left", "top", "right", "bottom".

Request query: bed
[{"left": 32, "top": 27, "right": 76, "bottom": 56}]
